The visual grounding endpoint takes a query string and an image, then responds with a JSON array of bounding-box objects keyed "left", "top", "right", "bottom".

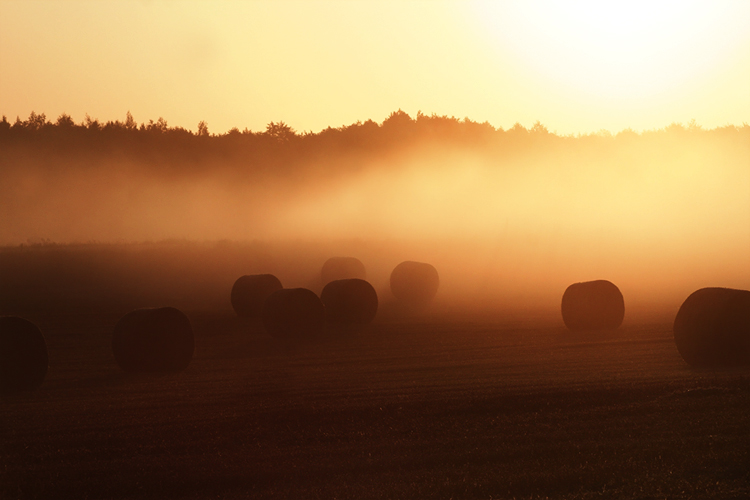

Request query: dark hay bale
[
  {"left": 0, "top": 317, "right": 48, "bottom": 394},
  {"left": 390, "top": 261, "right": 439, "bottom": 305},
  {"left": 561, "top": 280, "right": 624, "bottom": 331},
  {"left": 673, "top": 287, "right": 750, "bottom": 367},
  {"left": 321, "top": 279, "right": 378, "bottom": 324},
  {"left": 262, "top": 288, "right": 325, "bottom": 339},
  {"left": 112, "top": 307, "right": 194, "bottom": 372},
  {"left": 230, "top": 274, "right": 283, "bottom": 318},
  {"left": 321, "top": 257, "right": 366, "bottom": 284}
]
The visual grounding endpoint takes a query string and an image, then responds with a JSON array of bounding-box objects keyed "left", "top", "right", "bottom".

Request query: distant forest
[{"left": 2, "top": 110, "right": 748, "bottom": 180}]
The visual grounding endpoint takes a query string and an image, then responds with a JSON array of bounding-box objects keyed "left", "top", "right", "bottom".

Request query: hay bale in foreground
[
  {"left": 321, "top": 279, "right": 378, "bottom": 324},
  {"left": 262, "top": 288, "right": 325, "bottom": 339},
  {"left": 0, "top": 317, "right": 48, "bottom": 394},
  {"left": 112, "top": 307, "right": 194, "bottom": 372},
  {"left": 390, "top": 261, "right": 439, "bottom": 306},
  {"left": 561, "top": 280, "right": 624, "bottom": 331},
  {"left": 321, "top": 257, "right": 366, "bottom": 284},
  {"left": 673, "top": 287, "right": 750, "bottom": 367},
  {"left": 231, "top": 274, "right": 283, "bottom": 318}
]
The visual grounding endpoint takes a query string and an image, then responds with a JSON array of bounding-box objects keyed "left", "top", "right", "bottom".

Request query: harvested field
[{"left": 2, "top": 305, "right": 749, "bottom": 499}]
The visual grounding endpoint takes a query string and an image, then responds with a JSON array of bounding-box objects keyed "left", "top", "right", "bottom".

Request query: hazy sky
[{"left": 1, "top": 0, "right": 749, "bottom": 134}]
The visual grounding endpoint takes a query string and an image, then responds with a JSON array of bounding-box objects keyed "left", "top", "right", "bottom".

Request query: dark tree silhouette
[
  {"left": 24, "top": 111, "right": 49, "bottom": 131},
  {"left": 265, "top": 121, "right": 296, "bottom": 142},
  {"left": 1, "top": 110, "right": 747, "bottom": 191},
  {"left": 197, "top": 120, "right": 209, "bottom": 137},
  {"left": 56, "top": 113, "right": 75, "bottom": 128},
  {"left": 124, "top": 111, "right": 138, "bottom": 131}
]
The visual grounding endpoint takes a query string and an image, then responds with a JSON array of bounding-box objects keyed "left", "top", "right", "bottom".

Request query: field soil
[
  {"left": 1, "top": 244, "right": 749, "bottom": 499},
  {"left": 2, "top": 310, "right": 750, "bottom": 499}
]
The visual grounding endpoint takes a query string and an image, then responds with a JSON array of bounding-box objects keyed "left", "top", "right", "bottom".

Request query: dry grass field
[
  {"left": 3, "top": 312, "right": 750, "bottom": 499},
  {"left": 2, "top": 244, "right": 749, "bottom": 499}
]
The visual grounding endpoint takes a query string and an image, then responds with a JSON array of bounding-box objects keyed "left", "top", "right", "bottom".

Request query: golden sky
[{"left": 1, "top": 0, "right": 749, "bottom": 134}]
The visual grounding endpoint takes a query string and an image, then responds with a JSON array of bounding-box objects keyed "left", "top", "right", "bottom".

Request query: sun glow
[{"left": 471, "top": 1, "right": 750, "bottom": 102}]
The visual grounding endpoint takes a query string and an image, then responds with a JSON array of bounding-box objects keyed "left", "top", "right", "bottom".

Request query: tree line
[{"left": 1, "top": 110, "right": 748, "bottom": 179}]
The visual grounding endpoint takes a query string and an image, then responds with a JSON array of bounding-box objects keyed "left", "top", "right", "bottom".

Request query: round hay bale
[
  {"left": 321, "top": 257, "right": 366, "bottom": 284},
  {"left": 262, "top": 288, "right": 325, "bottom": 339},
  {"left": 0, "top": 317, "right": 48, "bottom": 394},
  {"left": 231, "top": 274, "right": 283, "bottom": 318},
  {"left": 673, "top": 287, "right": 750, "bottom": 367},
  {"left": 112, "top": 307, "right": 194, "bottom": 372},
  {"left": 390, "top": 261, "right": 439, "bottom": 305},
  {"left": 561, "top": 280, "right": 624, "bottom": 331},
  {"left": 321, "top": 279, "right": 378, "bottom": 324}
]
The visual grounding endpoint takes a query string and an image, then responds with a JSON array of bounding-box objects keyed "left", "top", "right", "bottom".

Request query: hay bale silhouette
[
  {"left": 262, "top": 288, "right": 325, "bottom": 339},
  {"left": 390, "top": 261, "right": 439, "bottom": 305},
  {"left": 561, "top": 280, "right": 624, "bottom": 330},
  {"left": 231, "top": 274, "right": 283, "bottom": 318},
  {"left": 321, "top": 279, "right": 378, "bottom": 324},
  {"left": 673, "top": 287, "right": 750, "bottom": 367},
  {"left": 0, "top": 317, "right": 48, "bottom": 394},
  {"left": 321, "top": 257, "right": 366, "bottom": 284},
  {"left": 112, "top": 307, "right": 194, "bottom": 372}
]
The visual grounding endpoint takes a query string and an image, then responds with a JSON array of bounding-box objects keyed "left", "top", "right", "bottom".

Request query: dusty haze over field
[
  {"left": 2, "top": 121, "right": 748, "bottom": 319},
  {"left": 1, "top": 1, "right": 749, "bottom": 318}
]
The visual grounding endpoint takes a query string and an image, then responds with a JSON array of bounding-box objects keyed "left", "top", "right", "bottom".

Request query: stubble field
[{"left": 1, "top": 244, "right": 749, "bottom": 499}]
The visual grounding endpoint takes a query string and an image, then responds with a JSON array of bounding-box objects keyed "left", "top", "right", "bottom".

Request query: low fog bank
[
  {"left": 0, "top": 236, "right": 746, "bottom": 327},
  {"left": 1, "top": 125, "right": 748, "bottom": 322}
]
